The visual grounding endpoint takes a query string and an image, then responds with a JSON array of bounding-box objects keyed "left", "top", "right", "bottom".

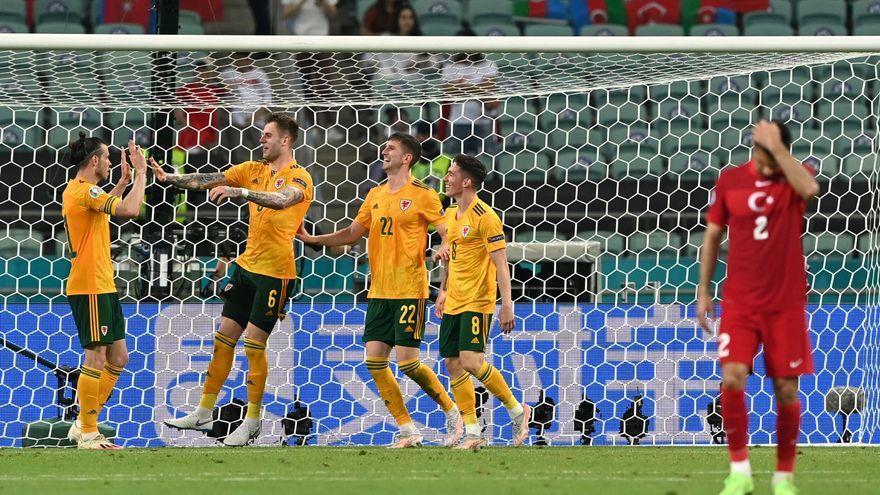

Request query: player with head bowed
[{"left": 698, "top": 120, "right": 820, "bottom": 495}]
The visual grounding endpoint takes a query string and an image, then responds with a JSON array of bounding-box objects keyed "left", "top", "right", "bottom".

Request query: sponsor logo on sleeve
[
  {"left": 89, "top": 186, "right": 102, "bottom": 199},
  {"left": 488, "top": 234, "right": 505, "bottom": 243},
  {"left": 293, "top": 178, "right": 308, "bottom": 188}
]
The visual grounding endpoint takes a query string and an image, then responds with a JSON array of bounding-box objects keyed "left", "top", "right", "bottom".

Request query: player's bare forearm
[
  {"left": 698, "top": 223, "right": 724, "bottom": 296},
  {"left": 108, "top": 183, "right": 127, "bottom": 198},
  {"left": 245, "top": 187, "right": 304, "bottom": 210},
  {"left": 116, "top": 170, "right": 147, "bottom": 219},
  {"left": 164, "top": 172, "right": 227, "bottom": 190},
  {"left": 772, "top": 148, "right": 820, "bottom": 201},
  {"left": 490, "top": 249, "right": 514, "bottom": 306},
  {"left": 311, "top": 223, "right": 368, "bottom": 247}
]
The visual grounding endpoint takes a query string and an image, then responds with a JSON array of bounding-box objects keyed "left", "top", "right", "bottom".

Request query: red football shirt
[{"left": 705, "top": 161, "right": 810, "bottom": 310}]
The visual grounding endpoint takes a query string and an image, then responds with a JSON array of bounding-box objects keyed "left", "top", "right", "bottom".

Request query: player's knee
[
  {"left": 445, "top": 357, "right": 463, "bottom": 376},
  {"left": 721, "top": 366, "right": 748, "bottom": 390},
  {"left": 773, "top": 378, "right": 799, "bottom": 404},
  {"left": 460, "top": 356, "right": 483, "bottom": 376},
  {"left": 107, "top": 349, "right": 129, "bottom": 369},
  {"left": 84, "top": 348, "right": 107, "bottom": 370}
]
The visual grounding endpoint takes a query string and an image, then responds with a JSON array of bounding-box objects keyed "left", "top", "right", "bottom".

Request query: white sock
[
  {"left": 465, "top": 423, "right": 481, "bottom": 436},
  {"left": 731, "top": 459, "right": 752, "bottom": 477},
  {"left": 446, "top": 405, "right": 459, "bottom": 417},
  {"left": 399, "top": 422, "right": 418, "bottom": 436},
  {"left": 508, "top": 403, "right": 524, "bottom": 419},
  {"left": 195, "top": 406, "right": 213, "bottom": 418},
  {"left": 772, "top": 471, "right": 793, "bottom": 485}
]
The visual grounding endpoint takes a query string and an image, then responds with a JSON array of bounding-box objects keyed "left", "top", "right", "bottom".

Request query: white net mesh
[{"left": 0, "top": 45, "right": 878, "bottom": 447}]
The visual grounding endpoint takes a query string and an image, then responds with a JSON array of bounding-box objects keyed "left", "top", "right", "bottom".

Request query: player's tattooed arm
[
  {"left": 150, "top": 157, "right": 227, "bottom": 190},
  {"left": 241, "top": 187, "right": 305, "bottom": 210}
]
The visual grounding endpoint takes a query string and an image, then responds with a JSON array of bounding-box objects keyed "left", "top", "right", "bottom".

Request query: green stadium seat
[
  {"left": 177, "top": 23, "right": 205, "bottom": 35},
  {"left": 798, "top": 23, "right": 847, "bottom": 36},
  {"left": 816, "top": 99, "right": 871, "bottom": 135},
  {"left": 803, "top": 232, "right": 855, "bottom": 257},
  {"left": 768, "top": 102, "right": 814, "bottom": 127},
  {"left": 468, "top": 0, "right": 513, "bottom": 25},
  {"left": 0, "top": 107, "right": 43, "bottom": 152},
  {"left": 0, "top": 21, "right": 27, "bottom": 33},
  {"left": 812, "top": 58, "right": 875, "bottom": 81},
  {"left": 604, "top": 125, "right": 662, "bottom": 178},
  {"left": 635, "top": 23, "right": 683, "bottom": 36},
  {"left": 539, "top": 93, "right": 589, "bottom": 115},
  {"left": 35, "top": 21, "right": 85, "bottom": 33},
  {"left": 179, "top": 9, "right": 203, "bottom": 26},
  {"left": 709, "top": 107, "right": 755, "bottom": 133},
  {"left": 106, "top": 109, "right": 151, "bottom": 147},
  {"left": 832, "top": 132, "right": 875, "bottom": 156},
  {"left": 854, "top": 23, "right": 880, "bottom": 34},
  {"left": 420, "top": 17, "right": 461, "bottom": 35},
  {"left": 596, "top": 101, "right": 646, "bottom": 127},
  {"left": 705, "top": 76, "right": 758, "bottom": 114},
  {"left": 35, "top": 0, "right": 84, "bottom": 24},
  {"left": 95, "top": 23, "right": 145, "bottom": 35},
  {"left": 0, "top": 1, "right": 25, "bottom": 23},
  {"left": 539, "top": 107, "right": 591, "bottom": 131},
  {"left": 820, "top": 78, "right": 867, "bottom": 100},
  {"left": 594, "top": 86, "right": 647, "bottom": 107},
  {"left": 413, "top": 0, "right": 462, "bottom": 23},
  {"left": 744, "top": 22, "right": 793, "bottom": 36},
  {"left": 796, "top": 0, "right": 846, "bottom": 27},
  {"left": 472, "top": 21, "right": 518, "bottom": 36},
  {"left": 663, "top": 131, "right": 721, "bottom": 179},
  {"left": 689, "top": 23, "right": 739, "bottom": 36},
  {"left": 46, "top": 107, "right": 104, "bottom": 149},
  {"left": 655, "top": 99, "right": 703, "bottom": 136},
  {"left": 579, "top": 24, "right": 628, "bottom": 36},
  {"left": 649, "top": 80, "right": 701, "bottom": 101},
  {"left": 553, "top": 148, "right": 606, "bottom": 182},
  {"left": 524, "top": 24, "right": 574, "bottom": 36},
  {"left": 840, "top": 154, "right": 875, "bottom": 178},
  {"left": 546, "top": 127, "right": 601, "bottom": 150},
  {"left": 792, "top": 128, "right": 832, "bottom": 155},
  {"left": 853, "top": 0, "right": 880, "bottom": 27}
]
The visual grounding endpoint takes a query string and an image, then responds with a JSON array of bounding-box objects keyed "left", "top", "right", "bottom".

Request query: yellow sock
[
  {"left": 450, "top": 372, "right": 478, "bottom": 428},
  {"left": 366, "top": 357, "right": 411, "bottom": 426},
  {"left": 97, "top": 363, "right": 123, "bottom": 414},
  {"left": 399, "top": 358, "right": 455, "bottom": 412},
  {"left": 474, "top": 361, "right": 521, "bottom": 412},
  {"left": 199, "top": 333, "right": 236, "bottom": 410},
  {"left": 244, "top": 338, "right": 267, "bottom": 419},
  {"left": 77, "top": 366, "right": 102, "bottom": 434}
]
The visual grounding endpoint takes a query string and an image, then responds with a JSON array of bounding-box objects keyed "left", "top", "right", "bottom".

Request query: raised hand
[
  {"left": 150, "top": 157, "right": 168, "bottom": 182},
  {"left": 128, "top": 140, "right": 147, "bottom": 174},
  {"left": 116, "top": 145, "right": 131, "bottom": 185},
  {"left": 752, "top": 120, "right": 783, "bottom": 154}
]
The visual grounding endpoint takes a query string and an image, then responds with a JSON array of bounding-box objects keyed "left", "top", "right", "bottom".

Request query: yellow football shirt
[
  {"left": 223, "top": 160, "right": 314, "bottom": 279},
  {"left": 61, "top": 179, "right": 120, "bottom": 295},
  {"left": 355, "top": 178, "right": 444, "bottom": 299},
  {"left": 443, "top": 197, "right": 507, "bottom": 315}
]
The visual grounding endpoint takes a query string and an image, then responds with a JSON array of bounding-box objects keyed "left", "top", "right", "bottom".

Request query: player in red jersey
[{"left": 697, "top": 120, "right": 819, "bottom": 495}]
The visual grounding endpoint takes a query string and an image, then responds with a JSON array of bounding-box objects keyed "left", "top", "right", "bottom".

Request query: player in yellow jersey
[
  {"left": 298, "top": 132, "right": 463, "bottom": 448},
  {"left": 62, "top": 135, "right": 148, "bottom": 449},
  {"left": 435, "top": 155, "right": 531, "bottom": 450},
  {"left": 155, "top": 113, "right": 314, "bottom": 446}
]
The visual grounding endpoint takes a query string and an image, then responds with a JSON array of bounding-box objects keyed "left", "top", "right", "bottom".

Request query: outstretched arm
[
  {"left": 298, "top": 221, "right": 368, "bottom": 247},
  {"left": 151, "top": 157, "right": 227, "bottom": 190},
  {"left": 209, "top": 186, "right": 305, "bottom": 210}
]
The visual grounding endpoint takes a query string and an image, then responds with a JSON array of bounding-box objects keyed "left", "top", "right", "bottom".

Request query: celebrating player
[
  {"left": 697, "top": 120, "right": 819, "bottom": 495},
  {"left": 434, "top": 155, "right": 530, "bottom": 450},
  {"left": 62, "top": 135, "right": 148, "bottom": 449},
  {"left": 159, "top": 113, "right": 314, "bottom": 446},
  {"left": 298, "top": 132, "right": 463, "bottom": 448}
]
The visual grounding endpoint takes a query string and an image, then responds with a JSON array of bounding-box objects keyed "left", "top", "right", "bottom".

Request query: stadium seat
[
  {"left": 654, "top": 99, "right": 703, "bottom": 136},
  {"left": 35, "top": 21, "right": 85, "bottom": 34},
  {"left": 758, "top": 67, "right": 813, "bottom": 104},
  {"left": 767, "top": 101, "right": 814, "bottom": 127},
  {"left": 0, "top": 1, "right": 25, "bottom": 23},
  {"left": 635, "top": 23, "right": 684, "bottom": 36},
  {"left": 649, "top": 80, "right": 701, "bottom": 101},
  {"left": 46, "top": 107, "right": 104, "bottom": 150},
  {"left": 796, "top": 0, "right": 846, "bottom": 27},
  {"left": 604, "top": 125, "right": 662, "bottom": 178},
  {"left": 689, "top": 23, "right": 739, "bottom": 36},
  {"left": 664, "top": 131, "right": 721, "bottom": 181},
  {"left": 356, "top": 0, "right": 372, "bottom": 23},
  {"left": 853, "top": 0, "right": 880, "bottom": 28},
  {"left": 579, "top": 24, "right": 628, "bottom": 36},
  {"left": 705, "top": 76, "right": 758, "bottom": 114},
  {"left": 709, "top": 107, "right": 755, "bottom": 133},
  {"left": 841, "top": 154, "right": 874, "bottom": 178},
  {"left": 553, "top": 149, "right": 607, "bottom": 182},
  {"left": 854, "top": 23, "right": 880, "bottom": 35},
  {"left": 744, "top": 22, "right": 794, "bottom": 36},
  {"left": 0, "top": 107, "right": 43, "bottom": 152},
  {"left": 596, "top": 101, "right": 646, "bottom": 127},
  {"left": 179, "top": 9, "right": 203, "bottom": 26},
  {"left": 106, "top": 109, "right": 151, "bottom": 147},
  {"left": 743, "top": 0, "right": 792, "bottom": 23},
  {"left": 413, "top": 0, "right": 462, "bottom": 23},
  {"left": 832, "top": 132, "right": 875, "bottom": 156},
  {"left": 0, "top": 21, "right": 28, "bottom": 33},
  {"left": 820, "top": 77, "right": 867, "bottom": 100},
  {"left": 35, "top": 0, "right": 85, "bottom": 24},
  {"left": 798, "top": 23, "right": 847, "bottom": 36},
  {"left": 546, "top": 126, "right": 602, "bottom": 150},
  {"left": 816, "top": 99, "right": 871, "bottom": 135},
  {"left": 524, "top": 24, "right": 574, "bottom": 36},
  {"left": 803, "top": 232, "right": 855, "bottom": 257},
  {"left": 94, "top": 23, "right": 146, "bottom": 35},
  {"left": 539, "top": 93, "right": 589, "bottom": 115},
  {"left": 719, "top": 128, "right": 754, "bottom": 164},
  {"left": 177, "top": 23, "right": 205, "bottom": 35},
  {"left": 472, "top": 21, "right": 518, "bottom": 36},
  {"left": 467, "top": 0, "right": 513, "bottom": 25},
  {"left": 539, "top": 106, "right": 592, "bottom": 132},
  {"left": 594, "top": 85, "right": 647, "bottom": 107},
  {"left": 420, "top": 17, "right": 460, "bottom": 35}
]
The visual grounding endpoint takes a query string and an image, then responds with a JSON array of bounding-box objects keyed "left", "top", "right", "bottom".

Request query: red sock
[
  {"left": 776, "top": 401, "right": 801, "bottom": 473},
  {"left": 722, "top": 387, "right": 749, "bottom": 461}
]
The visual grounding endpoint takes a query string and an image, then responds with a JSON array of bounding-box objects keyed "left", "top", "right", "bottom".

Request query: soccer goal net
[{"left": 0, "top": 34, "right": 877, "bottom": 447}]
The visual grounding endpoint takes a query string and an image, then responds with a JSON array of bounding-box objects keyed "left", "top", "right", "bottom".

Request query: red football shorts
[{"left": 718, "top": 304, "right": 814, "bottom": 377}]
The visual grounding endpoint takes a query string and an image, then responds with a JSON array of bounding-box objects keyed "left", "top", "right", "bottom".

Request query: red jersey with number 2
[{"left": 705, "top": 161, "right": 810, "bottom": 310}]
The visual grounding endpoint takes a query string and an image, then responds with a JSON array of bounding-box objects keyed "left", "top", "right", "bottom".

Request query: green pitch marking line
[{"left": 0, "top": 446, "right": 876, "bottom": 495}]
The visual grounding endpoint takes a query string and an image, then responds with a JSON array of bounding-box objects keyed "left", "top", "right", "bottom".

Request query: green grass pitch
[{"left": 0, "top": 446, "right": 877, "bottom": 494}]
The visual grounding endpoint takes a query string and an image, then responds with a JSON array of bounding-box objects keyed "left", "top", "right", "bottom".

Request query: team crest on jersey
[
  {"left": 461, "top": 225, "right": 472, "bottom": 238},
  {"left": 400, "top": 199, "right": 413, "bottom": 211},
  {"left": 275, "top": 178, "right": 286, "bottom": 189},
  {"left": 224, "top": 283, "right": 233, "bottom": 292},
  {"left": 89, "top": 186, "right": 102, "bottom": 199},
  {"left": 100, "top": 325, "right": 108, "bottom": 336}
]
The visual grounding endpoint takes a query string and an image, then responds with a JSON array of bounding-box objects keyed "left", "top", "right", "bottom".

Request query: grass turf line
[{"left": 0, "top": 446, "right": 876, "bottom": 495}]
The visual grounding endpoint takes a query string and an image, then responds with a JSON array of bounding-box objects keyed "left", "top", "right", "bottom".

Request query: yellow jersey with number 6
[
  {"left": 444, "top": 198, "right": 506, "bottom": 315},
  {"left": 355, "top": 178, "right": 444, "bottom": 299},
  {"left": 61, "top": 179, "right": 120, "bottom": 295}
]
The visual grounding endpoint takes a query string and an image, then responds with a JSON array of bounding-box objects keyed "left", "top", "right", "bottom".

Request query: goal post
[{"left": 0, "top": 34, "right": 877, "bottom": 447}]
